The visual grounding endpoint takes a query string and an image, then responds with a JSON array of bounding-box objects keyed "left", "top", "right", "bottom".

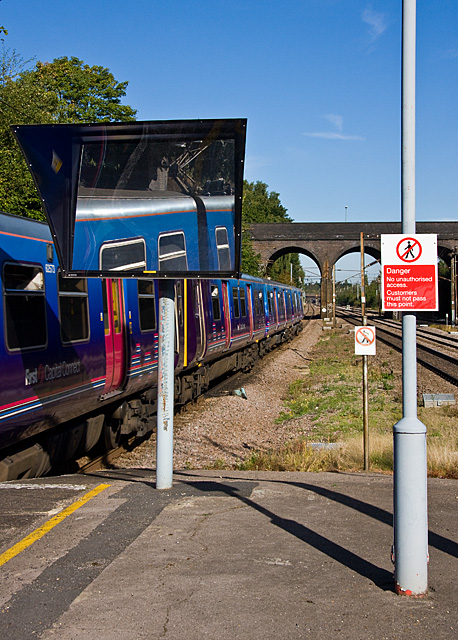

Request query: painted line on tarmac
[
  {"left": 0, "top": 483, "right": 88, "bottom": 490},
  {"left": 0, "top": 483, "right": 111, "bottom": 567}
]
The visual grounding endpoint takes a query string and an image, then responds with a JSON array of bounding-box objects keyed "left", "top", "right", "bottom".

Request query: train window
[
  {"left": 138, "top": 280, "right": 156, "bottom": 332},
  {"left": 239, "top": 287, "right": 247, "bottom": 316},
  {"left": 215, "top": 227, "right": 231, "bottom": 271},
  {"left": 3, "top": 263, "right": 47, "bottom": 350},
  {"left": 232, "top": 287, "right": 240, "bottom": 318},
  {"left": 111, "top": 280, "right": 122, "bottom": 334},
  {"left": 268, "top": 292, "right": 273, "bottom": 315},
  {"left": 211, "top": 285, "right": 221, "bottom": 322},
  {"left": 259, "top": 291, "right": 264, "bottom": 315},
  {"left": 100, "top": 238, "right": 146, "bottom": 271},
  {"left": 158, "top": 232, "right": 188, "bottom": 271},
  {"left": 102, "top": 284, "right": 110, "bottom": 336},
  {"left": 253, "top": 290, "right": 259, "bottom": 316},
  {"left": 58, "top": 273, "right": 89, "bottom": 343}
]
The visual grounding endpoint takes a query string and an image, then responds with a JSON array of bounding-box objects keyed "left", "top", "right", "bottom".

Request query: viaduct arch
[{"left": 249, "top": 221, "right": 458, "bottom": 318}]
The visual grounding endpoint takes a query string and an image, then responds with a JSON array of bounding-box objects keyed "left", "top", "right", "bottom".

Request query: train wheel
[{"left": 103, "top": 418, "right": 122, "bottom": 450}]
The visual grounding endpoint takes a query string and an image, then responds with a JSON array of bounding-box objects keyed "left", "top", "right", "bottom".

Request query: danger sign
[
  {"left": 381, "top": 234, "right": 438, "bottom": 311},
  {"left": 354, "top": 326, "right": 376, "bottom": 355}
]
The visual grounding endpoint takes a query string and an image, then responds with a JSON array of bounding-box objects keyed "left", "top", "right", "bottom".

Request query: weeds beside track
[{"left": 239, "top": 326, "right": 458, "bottom": 478}]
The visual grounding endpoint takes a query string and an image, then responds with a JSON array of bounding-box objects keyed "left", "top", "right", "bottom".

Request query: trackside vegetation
[
  {"left": 0, "top": 49, "right": 137, "bottom": 219},
  {"left": 239, "top": 329, "right": 458, "bottom": 478}
]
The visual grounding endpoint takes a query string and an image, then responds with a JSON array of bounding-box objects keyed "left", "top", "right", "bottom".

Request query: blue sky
[{"left": 2, "top": 0, "right": 457, "bottom": 281}]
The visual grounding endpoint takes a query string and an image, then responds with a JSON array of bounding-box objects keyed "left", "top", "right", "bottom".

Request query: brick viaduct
[{"left": 249, "top": 221, "right": 458, "bottom": 317}]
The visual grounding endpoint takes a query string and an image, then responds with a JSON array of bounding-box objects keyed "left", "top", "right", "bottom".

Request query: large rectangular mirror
[{"left": 13, "top": 119, "right": 246, "bottom": 278}]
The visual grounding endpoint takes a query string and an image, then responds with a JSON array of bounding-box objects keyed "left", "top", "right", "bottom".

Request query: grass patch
[
  {"left": 429, "top": 324, "right": 458, "bottom": 333},
  {"left": 240, "top": 330, "right": 458, "bottom": 477},
  {"left": 238, "top": 441, "right": 339, "bottom": 472}
]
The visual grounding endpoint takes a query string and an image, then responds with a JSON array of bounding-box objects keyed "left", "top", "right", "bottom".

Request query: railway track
[
  {"left": 376, "top": 317, "right": 458, "bottom": 355},
  {"left": 338, "top": 310, "right": 458, "bottom": 386},
  {"left": 77, "top": 314, "right": 317, "bottom": 475}
]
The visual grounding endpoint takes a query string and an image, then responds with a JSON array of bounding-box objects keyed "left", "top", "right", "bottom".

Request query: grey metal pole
[
  {"left": 332, "top": 264, "right": 336, "bottom": 327},
  {"left": 455, "top": 253, "right": 458, "bottom": 326},
  {"left": 156, "top": 279, "right": 175, "bottom": 490},
  {"left": 362, "top": 353, "right": 369, "bottom": 471},
  {"left": 393, "top": 0, "right": 428, "bottom": 596},
  {"left": 360, "top": 233, "right": 369, "bottom": 470},
  {"left": 451, "top": 253, "right": 456, "bottom": 326},
  {"left": 360, "top": 233, "right": 366, "bottom": 322}
]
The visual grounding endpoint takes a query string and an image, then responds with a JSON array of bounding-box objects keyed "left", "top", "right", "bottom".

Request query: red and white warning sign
[
  {"left": 381, "top": 234, "right": 438, "bottom": 311},
  {"left": 354, "top": 326, "right": 376, "bottom": 355}
]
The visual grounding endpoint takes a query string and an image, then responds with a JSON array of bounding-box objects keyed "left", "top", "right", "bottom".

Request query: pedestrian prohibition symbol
[
  {"left": 354, "top": 326, "right": 376, "bottom": 355},
  {"left": 396, "top": 237, "right": 422, "bottom": 263}
]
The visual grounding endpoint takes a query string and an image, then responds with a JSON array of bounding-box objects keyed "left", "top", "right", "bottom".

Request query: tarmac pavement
[{"left": 0, "top": 469, "right": 457, "bottom": 639}]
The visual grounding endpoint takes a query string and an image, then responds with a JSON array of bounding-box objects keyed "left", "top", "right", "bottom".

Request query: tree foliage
[
  {"left": 269, "top": 253, "right": 304, "bottom": 287},
  {"left": 24, "top": 57, "right": 137, "bottom": 124},
  {"left": 241, "top": 180, "right": 304, "bottom": 286},
  {"left": 0, "top": 47, "right": 56, "bottom": 217},
  {"left": 336, "top": 275, "right": 381, "bottom": 310},
  {"left": 0, "top": 52, "right": 136, "bottom": 218},
  {"left": 242, "top": 180, "right": 291, "bottom": 224}
]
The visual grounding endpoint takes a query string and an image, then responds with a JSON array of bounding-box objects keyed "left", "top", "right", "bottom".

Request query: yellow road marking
[{"left": 0, "top": 483, "right": 111, "bottom": 567}]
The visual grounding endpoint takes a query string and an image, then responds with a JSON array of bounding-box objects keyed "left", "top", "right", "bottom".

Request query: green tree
[
  {"left": 0, "top": 46, "right": 56, "bottom": 217},
  {"left": 23, "top": 57, "right": 137, "bottom": 124},
  {"left": 241, "top": 180, "right": 304, "bottom": 285},
  {"left": 336, "top": 280, "right": 359, "bottom": 307},
  {"left": 241, "top": 230, "right": 262, "bottom": 277},
  {"left": 0, "top": 53, "right": 136, "bottom": 218},
  {"left": 269, "top": 253, "right": 304, "bottom": 287},
  {"left": 242, "top": 180, "right": 291, "bottom": 224}
]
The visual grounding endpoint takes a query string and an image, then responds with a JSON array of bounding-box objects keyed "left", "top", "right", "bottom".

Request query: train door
[
  {"left": 221, "top": 281, "right": 231, "bottom": 349},
  {"left": 273, "top": 287, "right": 279, "bottom": 329},
  {"left": 103, "top": 279, "right": 127, "bottom": 392},
  {"left": 175, "top": 281, "right": 184, "bottom": 367},
  {"left": 193, "top": 281, "right": 206, "bottom": 360},
  {"left": 246, "top": 284, "right": 254, "bottom": 340}
]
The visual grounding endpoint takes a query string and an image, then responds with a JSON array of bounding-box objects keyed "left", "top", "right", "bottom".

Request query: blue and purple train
[{"left": 0, "top": 210, "right": 304, "bottom": 481}]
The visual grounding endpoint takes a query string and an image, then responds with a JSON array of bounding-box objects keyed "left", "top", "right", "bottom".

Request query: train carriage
[{"left": 0, "top": 211, "right": 303, "bottom": 481}]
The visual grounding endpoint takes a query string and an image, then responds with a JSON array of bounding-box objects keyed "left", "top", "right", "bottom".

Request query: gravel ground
[
  {"left": 115, "top": 320, "right": 322, "bottom": 470},
  {"left": 114, "top": 319, "right": 457, "bottom": 471}
]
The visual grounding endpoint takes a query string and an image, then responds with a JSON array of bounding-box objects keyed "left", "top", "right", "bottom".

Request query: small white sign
[{"left": 354, "top": 326, "right": 376, "bottom": 355}]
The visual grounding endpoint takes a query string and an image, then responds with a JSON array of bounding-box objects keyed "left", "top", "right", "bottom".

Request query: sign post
[{"left": 354, "top": 326, "right": 376, "bottom": 470}]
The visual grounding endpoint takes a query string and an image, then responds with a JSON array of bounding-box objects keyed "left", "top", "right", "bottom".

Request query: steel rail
[{"left": 340, "top": 311, "right": 458, "bottom": 386}]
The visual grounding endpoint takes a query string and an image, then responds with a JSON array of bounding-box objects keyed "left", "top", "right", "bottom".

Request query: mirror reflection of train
[{"left": 0, "top": 211, "right": 304, "bottom": 481}]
